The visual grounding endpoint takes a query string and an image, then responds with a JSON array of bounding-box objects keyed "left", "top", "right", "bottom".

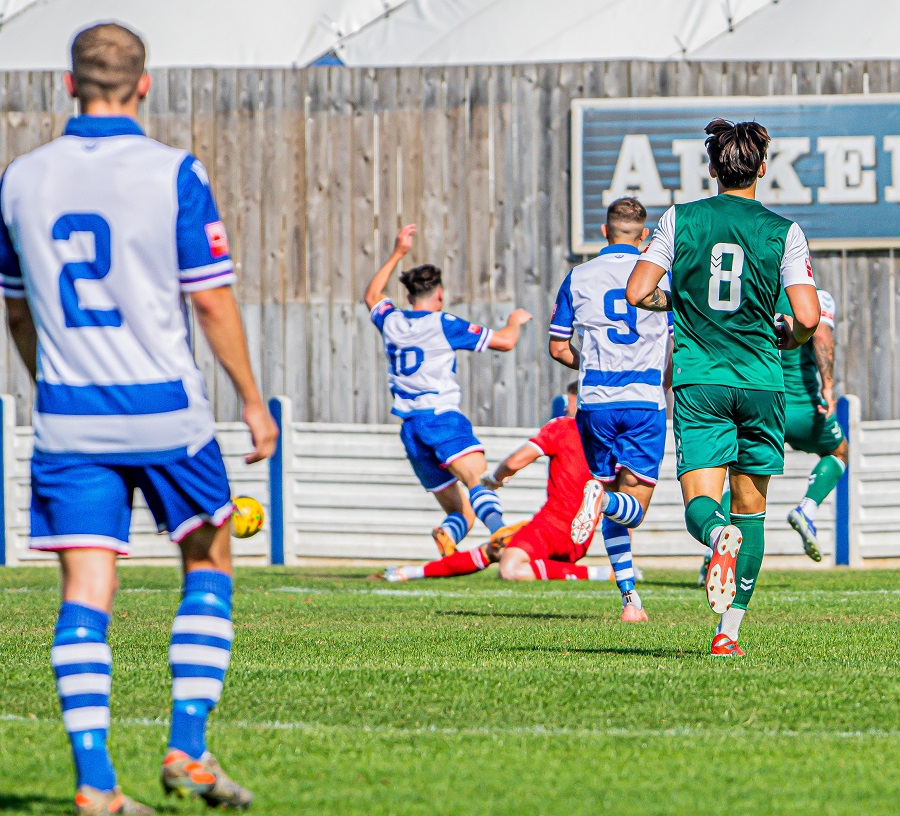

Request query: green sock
[
  {"left": 721, "top": 490, "right": 732, "bottom": 524},
  {"left": 731, "top": 512, "right": 765, "bottom": 610},
  {"left": 805, "top": 455, "right": 846, "bottom": 505},
  {"left": 685, "top": 496, "right": 728, "bottom": 547}
]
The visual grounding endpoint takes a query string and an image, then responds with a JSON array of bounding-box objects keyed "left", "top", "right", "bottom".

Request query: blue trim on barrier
[
  {"left": 268, "top": 398, "right": 284, "bottom": 566},
  {"left": 835, "top": 396, "right": 850, "bottom": 566},
  {"left": 0, "top": 399, "right": 5, "bottom": 566}
]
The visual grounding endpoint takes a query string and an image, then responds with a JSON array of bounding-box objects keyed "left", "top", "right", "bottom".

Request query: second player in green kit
[{"left": 626, "top": 119, "right": 821, "bottom": 657}]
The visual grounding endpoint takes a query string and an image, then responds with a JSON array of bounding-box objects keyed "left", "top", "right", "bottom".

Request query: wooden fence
[{"left": 2, "top": 61, "right": 900, "bottom": 425}]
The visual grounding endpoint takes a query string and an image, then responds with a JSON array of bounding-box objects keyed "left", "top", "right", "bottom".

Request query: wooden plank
[
  {"left": 146, "top": 67, "right": 169, "bottom": 142},
  {"left": 374, "top": 68, "right": 400, "bottom": 286},
  {"left": 842, "top": 252, "right": 870, "bottom": 416},
  {"left": 419, "top": 66, "right": 445, "bottom": 271},
  {"left": 745, "top": 62, "right": 769, "bottom": 97},
  {"left": 260, "top": 69, "right": 286, "bottom": 400},
  {"left": 282, "top": 69, "right": 307, "bottom": 305},
  {"left": 397, "top": 66, "right": 424, "bottom": 266},
  {"left": 213, "top": 69, "right": 241, "bottom": 420},
  {"left": 795, "top": 61, "right": 818, "bottom": 96},
  {"left": 866, "top": 252, "right": 892, "bottom": 420},
  {"left": 443, "top": 66, "right": 469, "bottom": 321},
  {"left": 167, "top": 68, "right": 192, "bottom": 151}
]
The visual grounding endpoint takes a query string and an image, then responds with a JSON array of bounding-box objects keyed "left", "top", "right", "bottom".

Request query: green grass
[{"left": 1, "top": 566, "right": 898, "bottom": 815}]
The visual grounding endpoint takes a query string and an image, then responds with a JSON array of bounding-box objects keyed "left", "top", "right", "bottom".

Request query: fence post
[
  {"left": 267, "top": 396, "right": 292, "bottom": 566},
  {"left": 0, "top": 395, "right": 15, "bottom": 566},
  {"left": 835, "top": 395, "right": 861, "bottom": 567}
]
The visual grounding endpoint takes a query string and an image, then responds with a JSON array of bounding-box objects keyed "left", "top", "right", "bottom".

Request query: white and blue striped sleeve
[
  {"left": 549, "top": 271, "right": 574, "bottom": 339},
  {"left": 0, "top": 175, "right": 25, "bottom": 299},
  {"left": 441, "top": 313, "right": 492, "bottom": 352},
  {"left": 176, "top": 156, "right": 237, "bottom": 293}
]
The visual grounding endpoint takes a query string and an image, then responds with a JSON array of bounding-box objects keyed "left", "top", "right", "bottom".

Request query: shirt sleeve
[
  {"left": 176, "top": 155, "right": 237, "bottom": 293},
  {"left": 369, "top": 297, "right": 397, "bottom": 333},
  {"left": 441, "top": 313, "right": 492, "bottom": 352},
  {"left": 549, "top": 272, "right": 575, "bottom": 339},
  {"left": 641, "top": 206, "right": 676, "bottom": 271},
  {"left": 0, "top": 175, "right": 25, "bottom": 299},
  {"left": 781, "top": 222, "right": 817, "bottom": 288},
  {"left": 529, "top": 418, "right": 564, "bottom": 457},
  {"left": 818, "top": 289, "right": 836, "bottom": 329}
]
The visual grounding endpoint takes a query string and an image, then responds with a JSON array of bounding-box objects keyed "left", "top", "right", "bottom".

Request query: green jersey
[
  {"left": 643, "top": 194, "right": 815, "bottom": 391},
  {"left": 776, "top": 287, "right": 835, "bottom": 407}
]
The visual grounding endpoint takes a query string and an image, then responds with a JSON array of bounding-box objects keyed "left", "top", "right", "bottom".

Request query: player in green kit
[
  {"left": 777, "top": 287, "right": 848, "bottom": 561},
  {"left": 625, "top": 119, "right": 821, "bottom": 656}
]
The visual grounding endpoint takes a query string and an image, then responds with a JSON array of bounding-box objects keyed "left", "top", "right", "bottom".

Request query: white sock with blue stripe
[
  {"left": 52, "top": 602, "right": 116, "bottom": 792},
  {"left": 440, "top": 512, "right": 468, "bottom": 544},
  {"left": 168, "top": 570, "right": 233, "bottom": 759},
  {"left": 468, "top": 484, "right": 505, "bottom": 534},
  {"left": 601, "top": 491, "right": 644, "bottom": 528},
  {"left": 601, "top": 518, "right": 639, "bottom": 599}
]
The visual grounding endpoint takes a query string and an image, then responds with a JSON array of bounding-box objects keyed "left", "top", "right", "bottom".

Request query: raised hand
[{"left": 394, "top": 224, "right": 417, "bottom": 257}]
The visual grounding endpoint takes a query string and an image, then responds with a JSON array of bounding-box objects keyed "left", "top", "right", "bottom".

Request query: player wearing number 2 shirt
[
  {"left": 627, "top": 119, "right": 820, "bottom": 657},
  {"left": 0, "top": 22, "right": 277, "bottom": 811},
  {"left": 365, "top": 224, "right": 532, "bottom": 557}
]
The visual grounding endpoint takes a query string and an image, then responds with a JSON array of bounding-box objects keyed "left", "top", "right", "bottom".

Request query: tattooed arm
[
  {"left": 812, "top": 323, "right": 836, "bottom": 417},
  {"left": 636, "top": 287, "right": 672, "bottom": 312}
]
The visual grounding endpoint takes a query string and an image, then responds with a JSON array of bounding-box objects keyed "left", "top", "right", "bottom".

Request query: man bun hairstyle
[
  {"left": 399, "top": 264, "right": 442, "bottom": 302},
  {"left": 704, "top": 119, "right": 771, "bottom": 190},
  {"left": 71, "top": 22, "right": 146, "bottom": 105},
  {"left": 605, "top": 196, "right": 647, "bottom": 242}
]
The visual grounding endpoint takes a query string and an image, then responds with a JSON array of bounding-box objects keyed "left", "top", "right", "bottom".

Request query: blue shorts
[
  {"left": 29, "top": 439, "right": 232, "bottom": 556},
  {"left": 400, "top": 411, "right": 484, "bottom": 492},
  {"left": 576, "top": 407, "right": 667, "bottom": 485}
]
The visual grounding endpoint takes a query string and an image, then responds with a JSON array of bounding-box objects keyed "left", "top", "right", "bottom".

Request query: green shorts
[
  {"left": 673, "top": 385, "right": 786, "bottom": 478},
  {"left": 784, "top": 399, "right": 845, "bottom": 455}
]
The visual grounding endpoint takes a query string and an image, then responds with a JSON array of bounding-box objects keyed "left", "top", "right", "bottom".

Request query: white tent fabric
[
  {"left": 690, "top": 0, "right": 900, "bottom": 60},
  {"left": 0, "top": 0, "right": 405, "bottom": 69},
  {"left": 334, "top": 0, "right": 774, "bottom": 65}
]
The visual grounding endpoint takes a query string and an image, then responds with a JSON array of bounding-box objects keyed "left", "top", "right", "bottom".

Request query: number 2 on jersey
[
  {"left": 708, "top": 242, "right": 744, "bottom": 312},
  {"left": 52, "top": 213, "right": 122, "bottom": 328}
]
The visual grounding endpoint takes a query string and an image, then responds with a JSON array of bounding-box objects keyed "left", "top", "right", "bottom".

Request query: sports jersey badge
[
  {"left": 468, "top": 324, "right": 482, "bottom": 334},
  {"left": 205, "top": 221, "right": 230, "bottom": 258}
]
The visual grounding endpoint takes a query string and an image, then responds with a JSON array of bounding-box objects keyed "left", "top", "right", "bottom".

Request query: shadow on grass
[
  {"left": 434, "top": 609, "right": 596, "bottom": 622},
  {"left": 505, "top": 644, "right": 697, "bottom": 659},
  {"left": 0, "top": 794, "right": 72, "bottom": 814}
]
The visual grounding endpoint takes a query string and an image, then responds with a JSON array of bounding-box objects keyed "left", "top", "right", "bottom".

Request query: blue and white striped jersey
[
  {"left": 370, "top": 298, "right": 492, "bottom": 417},
  {"left": 550, "top": 244, "right": 670, "bottom": 412},
  {"left": 0, "top": 115, "right": 236, "bottom": 462}
]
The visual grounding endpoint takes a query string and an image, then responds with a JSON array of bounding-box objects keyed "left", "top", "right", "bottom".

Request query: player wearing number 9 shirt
[
  {"left": 0, "top": 23, "right": 277, "bottom": 813},
  {"left": 626, "top": 119, "right": 820, "bottom": 657},
  {"left": 365, "top": 224, "right": 531, "bottom": 558}
]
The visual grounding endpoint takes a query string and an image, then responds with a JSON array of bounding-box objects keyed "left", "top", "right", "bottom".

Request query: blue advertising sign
[{"left": 571, "top": 94, "right": 900, "bottom": 254}]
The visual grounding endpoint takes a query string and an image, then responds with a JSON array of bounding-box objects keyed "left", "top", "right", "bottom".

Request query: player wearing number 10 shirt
[{"left": 627, "top": 119, "right": 820, "bottom": 657}]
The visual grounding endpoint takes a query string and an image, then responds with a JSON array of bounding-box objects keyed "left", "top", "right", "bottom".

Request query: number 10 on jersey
[{"left": 708, "top": 242, "right": 744, "bottom": 312}]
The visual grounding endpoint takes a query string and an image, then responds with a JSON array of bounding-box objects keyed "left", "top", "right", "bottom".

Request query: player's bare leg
[
  {"left": 447, "top": 450, "right": 517, "bottom": 540},
  {"left": 161, "top": 522, "right": 252, "bottom": 809},
  {"left": 788, "top": 438, "right": 848, "bottom": 562},
  {"left": 55, "top": 550, "right": 155, "bottom": 815},
  {"left": 431, "top": 481, "right": 475, "bottom": 556}
]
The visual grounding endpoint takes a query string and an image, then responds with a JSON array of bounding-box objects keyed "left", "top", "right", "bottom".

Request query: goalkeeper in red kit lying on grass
[{"left": 384, "top": 383, "right": 647, "bottom": 622}]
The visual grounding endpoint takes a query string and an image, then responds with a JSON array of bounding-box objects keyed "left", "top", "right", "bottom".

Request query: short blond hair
[{"left": 70, "top": 23, "right": 146, "bottom": 105}]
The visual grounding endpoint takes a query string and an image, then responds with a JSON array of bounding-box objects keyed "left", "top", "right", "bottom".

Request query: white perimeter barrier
[{"left": 2, "top": 394, "right": 897, "bottom": 567}]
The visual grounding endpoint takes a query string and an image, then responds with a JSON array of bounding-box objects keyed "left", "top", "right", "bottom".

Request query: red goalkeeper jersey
[{"left": 527, "top": 417, "right": 592, "bottom": 534}]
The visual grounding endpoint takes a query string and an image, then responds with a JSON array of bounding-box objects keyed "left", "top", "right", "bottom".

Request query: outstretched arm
[
  {"left": 364, "top": 224, "right": 416, "bottom": 310},
  {"left": 487, "top": 308, "right": 533, "bottom": 351},
  {"left": 626, "top": 260, "right": 670, "bottom": 310},
  {"left": 191, "top": 286, "right": 278, "bottom": 463},
  {"left": 812, "top": 323, "right": 836, "bottom": 416},
  {"left": 480, "top": 443, "right": 542, "bottom": 489}
]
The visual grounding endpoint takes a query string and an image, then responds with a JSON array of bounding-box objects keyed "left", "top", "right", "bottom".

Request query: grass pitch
[{"left": 0, "top": 566, "right": 897, "bottom": 815}]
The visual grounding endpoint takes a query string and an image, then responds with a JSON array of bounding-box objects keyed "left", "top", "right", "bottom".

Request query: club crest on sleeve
[
  {"left": 377, "top": 300, "right": 392, "bottom": 315},
  {"left": 204, "top": 221, "right": 230, "bottom": 258},
  {"left": 806, "top": 255, "right": 813, "bottom": 277},
  {"left": 468, "top": 324, "right": 482, "bottom": 334}
]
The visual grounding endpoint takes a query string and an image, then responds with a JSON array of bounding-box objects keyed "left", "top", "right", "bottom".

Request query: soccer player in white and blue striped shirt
[
  {"left": 549, "top": 198, "right": 671, "bottom": 621},
  {"left": 0, "top": 23, "right": 277, "bottom": 814}
]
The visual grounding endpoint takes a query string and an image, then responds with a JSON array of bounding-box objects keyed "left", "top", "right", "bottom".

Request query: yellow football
[{"left": 232, "top": 495, "right": 264, "bottom": 538}]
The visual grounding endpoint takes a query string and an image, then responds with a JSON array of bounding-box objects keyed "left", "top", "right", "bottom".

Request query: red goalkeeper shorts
[{"left": 506, "top": 514, "right": 591, "bottom": 563}]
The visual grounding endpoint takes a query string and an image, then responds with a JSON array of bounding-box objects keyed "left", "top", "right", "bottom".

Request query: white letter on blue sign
[
  {"left": 817, "top": 136, "right": 877, "bottom": 204},
  {"left": 883, "top": 136, "right": 900, "bottom": 203},
  {"left": 672, "top": 139, "right": 715, "bottom": 204},
  {"left": 602, "top": 135, "right": 672, "bottom": 207},
  {"left": 757, "top": 138, "right": 812, "bottom": 205}
]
